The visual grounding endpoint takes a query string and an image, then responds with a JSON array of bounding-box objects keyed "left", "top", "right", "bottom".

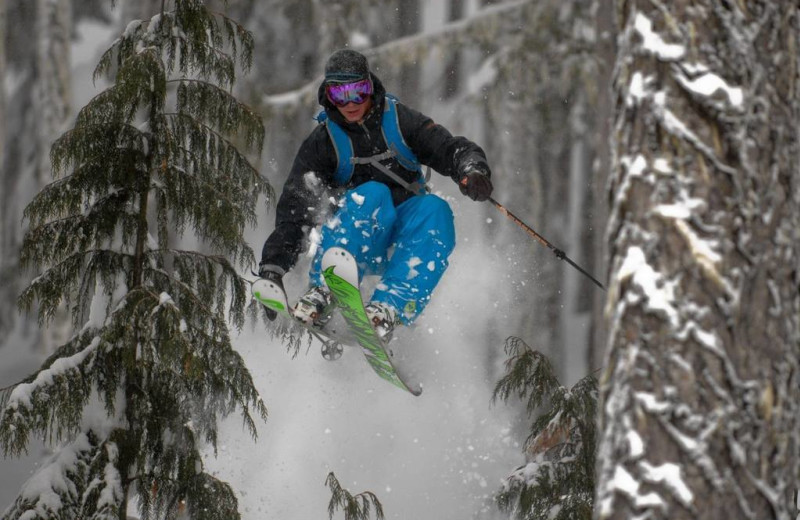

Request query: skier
[{"left": 258, "top": 49, "right": 493, "bottom": 340}]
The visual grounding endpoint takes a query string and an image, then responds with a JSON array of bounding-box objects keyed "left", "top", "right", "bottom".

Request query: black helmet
[{"left": 324, "top": 49, "right": 370, "bottom": 84}]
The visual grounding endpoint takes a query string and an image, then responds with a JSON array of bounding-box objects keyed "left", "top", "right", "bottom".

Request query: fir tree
[
  {"left": 493, "top": 337, "right": 597, "bottom": 520},
  {"left": 0, "top": 1, "right": 269, "bottom": 519}
]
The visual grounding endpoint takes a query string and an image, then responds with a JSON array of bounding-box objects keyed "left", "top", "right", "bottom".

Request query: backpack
[{"left": 316, "top": 95, "right": 429, "bottom": 195}]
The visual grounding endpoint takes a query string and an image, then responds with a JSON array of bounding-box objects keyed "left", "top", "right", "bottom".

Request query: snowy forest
[{"left": 0, "top": 0, "right": 798, "bottom": 519}]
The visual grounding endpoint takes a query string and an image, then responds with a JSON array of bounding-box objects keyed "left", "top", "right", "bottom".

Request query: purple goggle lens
[{"left": 326, "top": 79, "right": 373, "bottom": 107}]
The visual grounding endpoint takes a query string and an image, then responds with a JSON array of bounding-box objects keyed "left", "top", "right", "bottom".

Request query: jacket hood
[{"left": 317, "top": 72, "right": 387, "bottom": 128}]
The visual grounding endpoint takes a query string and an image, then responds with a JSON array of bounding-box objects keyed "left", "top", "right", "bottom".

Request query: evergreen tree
[
  {"left": 493, "top": 337, "right": 597, "bottom": 520},
  {"left": 0, "top": 1, "right": 269, "bottom": 518}
]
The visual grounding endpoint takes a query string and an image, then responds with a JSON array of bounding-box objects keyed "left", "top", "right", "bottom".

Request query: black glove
[
  {"left": 257, "top": 264, "right": 285, "bottom": 321},
  {"left": 458, "top": 171, "right": 493, "bottom": 202}
]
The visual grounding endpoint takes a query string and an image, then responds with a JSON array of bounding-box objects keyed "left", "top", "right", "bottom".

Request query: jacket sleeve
[
  {"left": 396, "top": 102, "right": 492, "bottom": 182},
  {"left": 260, "top": 127, "right": 336, "bottom": 272}
]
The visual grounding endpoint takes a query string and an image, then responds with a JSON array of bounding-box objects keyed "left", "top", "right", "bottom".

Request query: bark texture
[{"left": 597, "top": 2, "right": 800, "bottom": 519}]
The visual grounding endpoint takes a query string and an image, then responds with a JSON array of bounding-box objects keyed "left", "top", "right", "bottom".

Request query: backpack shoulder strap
[
  {"left": 381, "top": 95, "right": 421, "bottom": 173},
  {"left": 317, "top": 110, "right": 354, "bottom": 185}
]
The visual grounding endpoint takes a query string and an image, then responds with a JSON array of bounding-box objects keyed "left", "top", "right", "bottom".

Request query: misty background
[{"left": 0, "top": 0, "right": 611, "bottom": 517}]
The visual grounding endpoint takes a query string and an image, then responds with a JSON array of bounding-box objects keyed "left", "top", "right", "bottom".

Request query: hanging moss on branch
[{"left": 0, "top": 1, "right": 270, "bottom": 519}]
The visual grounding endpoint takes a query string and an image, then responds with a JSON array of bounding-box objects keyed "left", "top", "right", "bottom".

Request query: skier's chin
[
  {"left": 342, "top": 110, "right": 364, "bottom": 122},
  {"left": 338, "top": 99, "right": 370, "bottom": 123}
]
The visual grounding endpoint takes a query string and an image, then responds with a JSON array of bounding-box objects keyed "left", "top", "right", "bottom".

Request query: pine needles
[
  {"left": 493, "top": 337, "right": 598, "bottom": 520},
  {"left": 325, "top": 472, "right": 385, "bottom": 520},
  {"left": 1, "top": 2, "right": 270, "bottom": 519}
]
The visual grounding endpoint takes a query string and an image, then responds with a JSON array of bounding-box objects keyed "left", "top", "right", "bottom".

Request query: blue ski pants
[{"left": 309, "top": 181, "right": 456, "bottom": 324}]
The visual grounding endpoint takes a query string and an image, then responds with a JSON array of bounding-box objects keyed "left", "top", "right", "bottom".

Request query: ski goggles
[{"left": 325, "top": 78, "right": 373, "bottom": 107}]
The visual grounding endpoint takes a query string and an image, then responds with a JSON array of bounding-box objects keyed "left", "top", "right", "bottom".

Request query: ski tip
[
  {"left": 321, "top": 247, "right": 359, "bottom": 286},
  {"left": 322, "top": 246, "right": 356, "bottom": 265}
]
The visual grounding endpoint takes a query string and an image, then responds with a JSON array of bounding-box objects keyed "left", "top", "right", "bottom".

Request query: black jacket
[{"left": 260, "top": 74, "right": 491, "bottom": 272}]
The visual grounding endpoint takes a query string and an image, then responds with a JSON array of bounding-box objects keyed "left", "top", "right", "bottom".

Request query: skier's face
[{"left": 337, "top": 97, "right": 373, "bottom": 123}]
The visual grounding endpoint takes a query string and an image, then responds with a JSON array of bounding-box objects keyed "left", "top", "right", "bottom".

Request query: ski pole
[{"left": 486, "top": 196, "right": 606, "bottom": 291}]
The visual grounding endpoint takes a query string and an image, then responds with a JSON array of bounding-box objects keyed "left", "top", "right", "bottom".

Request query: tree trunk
[
  {"left": 0, "top": 0, "right": 5, "bottom": 176},
  {"left": 589, "top": 0, "right": 615, "bottom": 374},
  {"left": 596, "top": 2, "right": 800, "bottom": 519},
  {"left": 0, "top": 0, "right": 72, "bottom": 347},
  {"left": 36, "top": 0, "right": 71, "bottom": 154},
  {"left": 36, "top": 0, "right": 73, "bottom": 351}
]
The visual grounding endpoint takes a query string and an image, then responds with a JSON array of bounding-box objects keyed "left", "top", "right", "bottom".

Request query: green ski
[{"left": 322, "top": 247, "right": 422, "bottom": 396}]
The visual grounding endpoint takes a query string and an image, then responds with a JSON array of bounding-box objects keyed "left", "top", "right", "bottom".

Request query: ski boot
[
  {"left": 365, "top": 302, "right": 400, "bottom": 342},
  {"left": 293, "top": 285, "right": 334, "bottom": 328}
]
